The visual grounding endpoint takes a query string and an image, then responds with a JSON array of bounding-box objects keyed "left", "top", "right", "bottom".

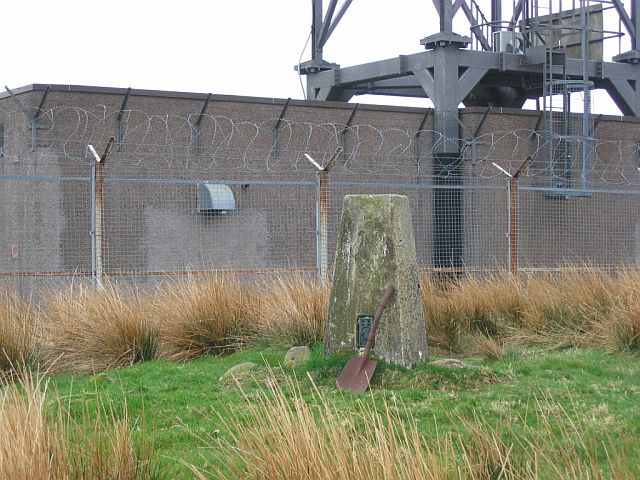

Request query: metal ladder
[{"left": 542, "top": 46, "right": 573, "bottom": 189}]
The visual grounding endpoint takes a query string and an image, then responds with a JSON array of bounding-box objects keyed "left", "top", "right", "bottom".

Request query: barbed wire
[{"left": 1, "top": 104, "right": 639, "bottom": 185}]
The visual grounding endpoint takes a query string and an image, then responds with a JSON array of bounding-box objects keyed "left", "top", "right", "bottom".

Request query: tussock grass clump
[
  {"left": 196, "top": 375, "right": 640, "bottom": 480},
  {"left": 248, "top": 276, "right": 328, "bottom": 347},
  {"left": 422, "top": 269, "right": 640, "bottom": 353},
  {"left": 422, "top": 273, "right": 526, "bottom": 351},
  {"left": 587, "top": 295, "right": 640, "bottom": 353},
  {"left": 0, "top": 376, "right": 159, "bottom": 480},
  {"left": 155, "top": 273, "right": 251, "bottom": 361},
  {"left": 521, "top": 269, "right": 614, "bottom": 334},
  {"left": 43, "top": 283, "right": 158, "bottom": 374},
  {"left": 0, "top": 378, "right": 58, "bottom": 479},
  {"left": 468, "top": 335, "right": 520, "bottom": 361},
  {"left": 0, "top": 288, "right": 40, "bottom": 383}
]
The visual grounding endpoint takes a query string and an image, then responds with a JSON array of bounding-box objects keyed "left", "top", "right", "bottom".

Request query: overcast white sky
[{"left": 1, "top": 0, "right": 631, "bottom": 114}]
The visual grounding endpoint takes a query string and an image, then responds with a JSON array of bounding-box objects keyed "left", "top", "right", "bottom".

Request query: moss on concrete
[{"left": 326, "top": 195, "right": 427, "bottom": 368}]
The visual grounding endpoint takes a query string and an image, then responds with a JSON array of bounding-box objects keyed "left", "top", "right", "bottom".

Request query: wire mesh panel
[
  {"left": 2, "top": 97, "right": 640, "bottom": 298},
  {"left": 0, "top": 159, "right": 92, "bottom": 296},
  {"left": 463, "top": 180, "right": 509, "bottom": 273},
  {"left": 517, "top": 186, "right": 640, "bottom": 269},
  {"left": 102, "top": 177, "right": 317, "bottom": 277}
]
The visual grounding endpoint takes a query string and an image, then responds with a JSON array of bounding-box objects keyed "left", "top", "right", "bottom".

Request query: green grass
[{"left": 43, "top": 345, "right": 640, "bottom": 478}]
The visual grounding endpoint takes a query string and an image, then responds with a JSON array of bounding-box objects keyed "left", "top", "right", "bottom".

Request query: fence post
[
  {"left": 88, "top": 137, "right": 115, "bottom": 288},
  {"left": 493, "top": 155, "right": 532, "bottom": 274},
  {"left": 305, "top": 148, "right": 342, "bottom": 283}
]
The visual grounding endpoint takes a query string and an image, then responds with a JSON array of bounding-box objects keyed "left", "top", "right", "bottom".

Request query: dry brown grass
[
  {"left": 0, "top": 376, "right": 158, "bottom": 480},
  {"left": 247, "top": 275, "right": 329, "bottom": 346},
  {"left": 422, "top": 273, "right": 526, "bottom": 351},
  {"left": 154, "top": 273, "right": 251, "bottom": 361},
  {"left": 422, "top": 269, "right": 640, "bottom": 353},
  {"left": 193, "top": 374, "right": 640, "bottom": 480},
  {"left": 193, "top": 375, "right": 455, "bottom": 480},
  {"left": 10, "top": 268, "right": 638, "bottom": 376},
  {"left": 42, "top": 282, "right": 158, "bottom": 374},
  {"left": 585, "top": 294, "right": 640, "bottom": 353},
  {"left": 0, "top": 288, "right": 40, "bottom": 383}
]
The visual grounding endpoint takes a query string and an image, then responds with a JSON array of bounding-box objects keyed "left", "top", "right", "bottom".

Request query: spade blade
[{"left": 336, "top": 356, "right": 377, "bottom": 393}]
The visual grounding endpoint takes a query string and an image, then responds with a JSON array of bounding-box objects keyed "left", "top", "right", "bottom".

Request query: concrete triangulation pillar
[{"left": 325, "top": 194, "right": 427, "bottom": 368}]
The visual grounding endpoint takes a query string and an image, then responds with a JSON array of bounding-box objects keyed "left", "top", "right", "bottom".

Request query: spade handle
[{"left": 360, "top": 283, "right": 395, "bottom": 365}]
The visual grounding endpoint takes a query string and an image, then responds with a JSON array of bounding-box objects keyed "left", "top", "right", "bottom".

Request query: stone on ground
[
  {"left": 284, "top": 346, "right": 311, "bottom": 368},
  {"left": 219, "top": 361, "right": 258, "bottom": 383}
]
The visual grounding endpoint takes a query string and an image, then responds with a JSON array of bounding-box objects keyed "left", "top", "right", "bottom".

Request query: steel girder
[{"left": 305, "top": 47, "right": 640, "bottom": 115}]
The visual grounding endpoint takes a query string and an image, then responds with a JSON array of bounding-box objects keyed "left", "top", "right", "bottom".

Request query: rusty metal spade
[{"left": 336, "top": 283, "right": 396, "bottom": 393}]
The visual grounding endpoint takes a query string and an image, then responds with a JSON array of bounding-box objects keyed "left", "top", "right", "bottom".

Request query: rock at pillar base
[{"left": 325, "top": 194, "right": 427, "bottom": 368}]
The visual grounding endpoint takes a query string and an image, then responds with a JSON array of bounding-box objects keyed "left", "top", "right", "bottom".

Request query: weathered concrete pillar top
[{"left": 326, "top": 194, "right": 427, "bottom": 368}]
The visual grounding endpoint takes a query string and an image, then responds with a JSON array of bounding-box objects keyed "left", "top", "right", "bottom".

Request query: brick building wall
[{"left": 1, "top": 84, "right": 639, "bottom": 291}]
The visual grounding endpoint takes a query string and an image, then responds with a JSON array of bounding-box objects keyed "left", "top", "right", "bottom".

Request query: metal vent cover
[{"left": 197, "top": 183, "right": 236, "bottom": 213}]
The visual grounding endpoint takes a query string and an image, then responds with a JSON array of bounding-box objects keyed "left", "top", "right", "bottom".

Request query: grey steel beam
[
  {"left": 430, "top": 44, "right": 465, "bottom": 272},
  {"left": 312, "top": 0, "right": 324, "bottom": 61},
  {"left": 323, "top": 0, "right": 354, "bottom": 47},
  {"left": 452, "top": 0, "right": 465, "bottom": 16},
  {"left": 606, "top": 77, "right": 640, "bottom": 116},
  {"left": 312, "top": 86, "right": 351, "bottom": 101},
  {"left": 353, "top": 86, "right": 426, "bottom": 97},
  {"left": 460, "top": 1, "right": 491, "bottom": 50},
  {"left": 611, "top": 0, "right": 635, "bottom": 46},
  {"left": 458, "top": 66, "right": 490, "bottom": 101},
  {"left": 634, "top": 0, "right": 640, "bottom": 50},
  {"left": 308, "top": 48, "right": 640, "bottom": 104},
  {"left": 317, "top": 0, "right": 339, "bottom": 48},
  {"left": 413, "top": 69, "right": 435, "bottom": 98},
  {"left": 431, "top": 47, "right": 461, "bottom": 153},
  {"left": 491, "top": 0, "right": 501, "bottom": 33},
  {"left": 413, "top": 64, "right": 488, "bottom": 105},
  {"left": 308, "top": 52, "right": 435, "bottom": 90},
  {"left": 441, "top": 0, "right": 453, "bottom": 32},
  {"left": 510, "top": 0, "right": 524, "bottom": 29}
]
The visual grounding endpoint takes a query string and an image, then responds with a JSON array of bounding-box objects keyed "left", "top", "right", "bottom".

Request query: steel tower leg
[{"left": 431, "top": 45, "right": 464, "bottom": 273}]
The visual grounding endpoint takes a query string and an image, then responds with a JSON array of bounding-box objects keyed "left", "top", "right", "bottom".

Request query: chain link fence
[{"left": 1, "top": 103, "right": 639, "bottom": 296}]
